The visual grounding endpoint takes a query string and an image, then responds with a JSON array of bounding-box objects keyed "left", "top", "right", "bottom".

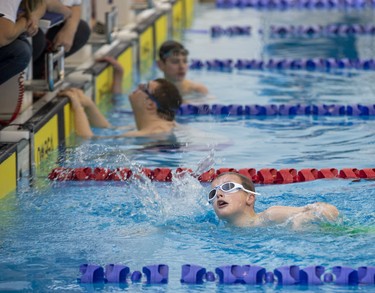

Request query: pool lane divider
[
  {"left": 48, "top": 167, "right": 375, "bottom": 183},
  {"left": 176, "top": 104, "right": 375, "bottom": 116},
  {"left": 78, "top": 263, "right": 375, "bottom": 285},
  {"left": 189, "top": 58, "right": 375, "bottom": 71},
  {"left": 263, "top": 24, "right": 375, "bottom": 37},
  {"left": 215, "top": 0, "right": 375, "bottom": 9},
  {"left": 198, "top": 24, "right": 375, "bottom": 37}
]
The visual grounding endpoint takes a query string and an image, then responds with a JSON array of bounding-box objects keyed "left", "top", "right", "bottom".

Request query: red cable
[{"left": 0, "top": 72, "right": 25, "bottom": 126}]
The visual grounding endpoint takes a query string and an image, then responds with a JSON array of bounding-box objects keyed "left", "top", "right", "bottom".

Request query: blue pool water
[{"left": 1, "top": 2, "right": 375, "bottom": 292}]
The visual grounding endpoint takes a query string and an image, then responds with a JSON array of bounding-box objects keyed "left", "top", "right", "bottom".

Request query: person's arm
[
  {"left": 0, "top": 17, "right": 27, "bottom": 47},
  {"left": 52, "top": 4, "right": 81, "bottom": 52},
  {"left": 25, "top": 1, "right": 47, "bottom": 37},
  {"left": 46, "top": 0, "right": 72, "bottom": 19},
  {"left": 70, "top": 88, "right": 111, "bottom": 128},
  {"left": 58, "top": 89, "right": 94, "bottom": 138},
  {"left": 264, "top": 202, "right": 339, "bottom": 228},
  {"left": 96, "top": 56, "right": 124, "bottom": 94}
]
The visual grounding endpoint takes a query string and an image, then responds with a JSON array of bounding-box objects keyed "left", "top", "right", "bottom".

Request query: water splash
[{"left": 193, "top": 149, "right": 216, "bottom": 175}]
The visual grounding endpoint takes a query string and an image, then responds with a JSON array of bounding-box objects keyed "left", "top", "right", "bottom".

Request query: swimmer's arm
[
  {"left": 265, "top": 203, "right": 339, "bottom": 229},
  {"left": 70, "top": 104, "right": 94, "bottom": 139},
  {"left": 263, "top": 206, "right": 306, "bottom": 223},
  {"left": 83, "top": 100, "right": 112, "bottom": 128},
  {"left": 96, "top": 56, "right": 124, "bottom": 94},
  {"left": 73, "top": 88, "right": 111, "bottom": 128}
]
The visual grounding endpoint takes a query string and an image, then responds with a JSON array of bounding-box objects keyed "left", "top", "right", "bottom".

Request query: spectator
[
  {"left": 32, "top": 0, "right": 91, "bottom": 79},
  {"left": 0, "top": 0, "right": 46, "bottom": 85}
]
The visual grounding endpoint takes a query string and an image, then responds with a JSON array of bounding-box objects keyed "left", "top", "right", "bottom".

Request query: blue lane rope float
[
  {"left": 262, "top": 24, "right": 375, "bottom": 37},
  {"left": 185, "top": 26, "right": 252, "bottom": 37},
  {"left": 78, "top": 263, "right": 375, "bottom": 286},
  {"left": 189, "top": 58, "right": 375, "bottom": 71},
  {"left": 215, "top": 0, "right": 375, "bottom": 9},
  {"left": 189, "top": 24, "right": 375, "bottom": 38},
  {"left": 177, "top": 104, "right": 375, "bottom": 116},
  {"left": 211, "top": 25, "right": 251, "bottom": 36},
  {"left": 114, "top": 104, "right": 375, "bottom": 116}
]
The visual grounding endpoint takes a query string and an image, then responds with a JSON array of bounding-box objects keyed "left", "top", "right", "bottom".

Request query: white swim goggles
[{"left": 208, "top": 182, "right": 261, "bottom": 204}]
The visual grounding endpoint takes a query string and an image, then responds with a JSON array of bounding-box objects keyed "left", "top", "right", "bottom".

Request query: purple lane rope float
[
  {"left": 199, "top": 24, "right": 375, "bottom": 38},
  {"left": 177, "top": 104, "right": 375, "bottom": 116},
  {"left": 263, "top": 23, "right": 375, "bottom": 37},
  {"left": 78, "top": 263, "right": 375, "bottom": 286},
  {"left": 189, "top": 58, "right": 375, "bottom": 71},
  {"left": 215, "top": 0, "right": 375, "bottom": 9}
]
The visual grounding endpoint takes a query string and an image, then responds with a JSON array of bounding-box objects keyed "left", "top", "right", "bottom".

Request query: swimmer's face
[
  {"left": 210, "top": 174, "right": 252, "bottom": 224},
  {"left": 158, "top": 53, "right": 189, "bottom": 83}
]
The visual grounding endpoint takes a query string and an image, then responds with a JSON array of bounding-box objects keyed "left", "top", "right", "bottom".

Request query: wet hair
[
  {"left": 20, "top": 0, "right": 45, "bottom": 19},
  {"left": 158, "top": 40, "right": 189, "bottom": 62},
  {"left": 214, "top": 172, "right": 256, "bottom": 193},
  {"left": 153, "top": 78, "right": 182, "bottom": 121}
]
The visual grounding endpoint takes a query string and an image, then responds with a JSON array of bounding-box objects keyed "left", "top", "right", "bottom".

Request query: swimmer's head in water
[{"left": 159, "top": 40, "right": 189, "bottom": 62}]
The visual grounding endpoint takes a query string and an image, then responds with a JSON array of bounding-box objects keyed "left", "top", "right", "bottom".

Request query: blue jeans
[{"left": 0, "top": 35, "right": 32, "bottom": 85}]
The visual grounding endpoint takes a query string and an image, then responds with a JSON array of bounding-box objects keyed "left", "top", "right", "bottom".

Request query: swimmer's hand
[
  {"left": 96, "top": 56, "right": 124, "bottom": 75},
  {"left": 59, "top": 88, "right": 98, "bottom": 109}
]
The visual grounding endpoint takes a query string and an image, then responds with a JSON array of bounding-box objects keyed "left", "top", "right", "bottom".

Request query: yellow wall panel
[
  {"left": 155, "top": 14, "right": 168, "bottom": 54},
  {"left": 139, "top": 26, "right": 155, "bottom": 75},
  {"left": 184, "top": 0, "right": 194, "bottom": 28},
  {"left": 95, "top": 66, "right": 113, "bottom": 104},
  {"left": 63, "top": 103, "right": 74, "bottom": 140},
  {"left": 0, "top": 153, "right": 16, "bottom": 199},
  {"left": 117, "top": 47, "right": 133, "bottom": 93},
  {"left": 34, "top": 115, "right": 59, "bottom": 167},
  {"left": 172, "top": 0, "right": 183, "bottom": 39}
]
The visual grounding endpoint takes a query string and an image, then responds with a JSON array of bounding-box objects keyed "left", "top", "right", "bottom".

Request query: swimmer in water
[
  {"left": 157, "top": 40, "right": 209, "bottom": 103},
  {"left": 209, "top": 172, "right": 339, "bottom": 229}
]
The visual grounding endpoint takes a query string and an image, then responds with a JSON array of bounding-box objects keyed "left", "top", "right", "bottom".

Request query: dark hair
[
  {"left": 215, "top": 172, "right": 256, "bottom": 193},
  {"left": 153, "top": 78, "right": 182, "bottom": 121},
  {"left": 158, "top": 40, "right": 189, "bottom": 62}
]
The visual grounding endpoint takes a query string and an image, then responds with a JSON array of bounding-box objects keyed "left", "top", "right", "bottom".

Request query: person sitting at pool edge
[
  {"left": 157, "top": 40, "right": 209, "bottom": 102},
  {"left": 59, "top": 59, "right": 182, "bottom": 138},
  {"left": 209, "top": 172, "right": 339, "bottom": 229}
]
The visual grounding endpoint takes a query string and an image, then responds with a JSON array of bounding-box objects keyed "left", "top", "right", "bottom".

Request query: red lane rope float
[{"left": 48, "top": 167, "right": 375, "bottom": 184}]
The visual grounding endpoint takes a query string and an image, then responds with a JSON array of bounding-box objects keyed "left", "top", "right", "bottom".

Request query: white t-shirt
[
  {"left": 0, "top": 0, "right": 22, "bottom": 23},
  {"left": 60, "top": 0, "right": 82, "bottom": 6}
]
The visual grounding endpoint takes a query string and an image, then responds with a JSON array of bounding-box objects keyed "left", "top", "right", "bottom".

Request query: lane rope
[
  {"left": 215, "top": 0, "right": 375, "bottom": 10},
  {"left": 177, "top": 104, "right": 375, "bottom": 116},
  {"left": 189, "top": 58, "right": 375, "bottom": 71},
  {"left": 48, "top": 167, "right": 375, "bottom": 183},
  {"left": 78, "top": 263, "right": 375, "bottom": 285}
]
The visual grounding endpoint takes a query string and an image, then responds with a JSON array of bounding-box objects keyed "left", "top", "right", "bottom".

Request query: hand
[
  {"left": 96, "top": 56, "right": 124, "bottom": 75},
  {"left": 26, "top": 19, "right": 39, "bottom": 37},
  {"left": 58, "top": 88, "right": 81, "bottom": 109},
  {"left": 52, "top": 27, "right": 74, "bottom": 52}
]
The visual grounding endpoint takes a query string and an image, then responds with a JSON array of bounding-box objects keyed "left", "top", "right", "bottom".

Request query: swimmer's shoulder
[{"left": 183, "top": 79, "right": 209, "bottom": 95}]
